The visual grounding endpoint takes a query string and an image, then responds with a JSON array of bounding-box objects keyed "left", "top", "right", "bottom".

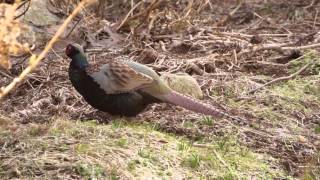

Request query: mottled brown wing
[{"left": 108, "top": 61, "right": 154, "bottom": 92}]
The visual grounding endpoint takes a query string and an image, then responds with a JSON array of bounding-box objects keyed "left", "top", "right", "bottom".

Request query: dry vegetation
[
  {"left": 0, "top": 2, "right": 29, "bottom": 70},
  {"left": 1, "top": 0, "right": 320, "bottom": 179}
]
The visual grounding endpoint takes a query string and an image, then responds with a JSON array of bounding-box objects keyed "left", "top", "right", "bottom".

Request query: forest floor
[{"left": 1, "top": 0, "right": 320, "bottom": 179}]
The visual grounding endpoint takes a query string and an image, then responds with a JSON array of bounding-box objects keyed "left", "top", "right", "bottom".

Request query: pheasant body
[
  {"left": 68, "top": 57, "right": 159, "bottom": 117},
  {"left": 65, "top": 43, "right": 241, "bottom": 121}
]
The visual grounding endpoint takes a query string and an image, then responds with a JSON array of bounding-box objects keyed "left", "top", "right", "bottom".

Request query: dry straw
[{"left": 0, "top": 0, "right": 97, "bottom": 99}]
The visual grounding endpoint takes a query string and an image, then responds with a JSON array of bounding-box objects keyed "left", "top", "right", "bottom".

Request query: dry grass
[{"left": 0, "top": 117, "right": 287, "bottom": 179}]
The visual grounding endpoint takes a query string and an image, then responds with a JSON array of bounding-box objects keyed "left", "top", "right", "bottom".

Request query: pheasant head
[{"left": 66, "top": 44, "right": 89, "bottom": 70}]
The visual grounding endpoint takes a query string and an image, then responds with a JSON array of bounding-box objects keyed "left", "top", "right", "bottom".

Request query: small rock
[
  {"left": 297, "top": 135, "right": 307, "bottom": 143},
  {"left": 160, "top": 73, "right": 203, "bottom": 99}
]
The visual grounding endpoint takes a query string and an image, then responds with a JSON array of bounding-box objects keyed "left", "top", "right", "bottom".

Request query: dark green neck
[{"left": 70, "top": 53, "right": 89, "bottom": 70}]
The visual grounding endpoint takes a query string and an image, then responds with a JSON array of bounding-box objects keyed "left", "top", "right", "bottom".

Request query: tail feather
[{"left": 159, "top": 91, "right": 245, "bottom": 123}]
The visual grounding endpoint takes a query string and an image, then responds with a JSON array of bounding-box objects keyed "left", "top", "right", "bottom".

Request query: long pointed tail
[{"left": 159, "top": 91, "right": 246, "bottom": 123}]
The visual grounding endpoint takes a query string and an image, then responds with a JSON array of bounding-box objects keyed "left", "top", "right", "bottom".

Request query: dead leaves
[{"left": 0, "top": 3, "right": 30, "bottom": 70}]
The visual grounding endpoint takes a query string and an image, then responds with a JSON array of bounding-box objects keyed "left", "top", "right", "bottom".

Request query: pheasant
[{"left": 65, "top": 43, "right": 243, "bottom": 122}]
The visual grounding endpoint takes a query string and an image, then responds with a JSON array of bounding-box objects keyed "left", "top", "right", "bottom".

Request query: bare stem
[{"left": 0, "top": 0, "right": 96, "bottom": 99}]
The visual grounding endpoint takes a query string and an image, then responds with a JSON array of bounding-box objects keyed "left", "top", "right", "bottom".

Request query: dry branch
[
  {"left": 239, "top": 42, "right": 320, "bottom": 57},
  {"left": 114, "top": 0, "right": 163, "bottom": 31},
  {"left": 215, "top": 0, "right": 243, "bottom": 26},
  {"left": 116, "top": 1, "right": 142, "bottom": 31},
  {"left": 247, "top": 62, "right": 311, "bottom": 94},
  {"left": 0, "top": 0, "right": 96, "bottom": 99},
  {"left": 14, "top": 0, "right": 31, "bottom": 20}
]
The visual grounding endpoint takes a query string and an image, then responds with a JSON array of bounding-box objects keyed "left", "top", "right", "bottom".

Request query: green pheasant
[{"left": 65, "top": 43, "right": 243, "bottom": 122}]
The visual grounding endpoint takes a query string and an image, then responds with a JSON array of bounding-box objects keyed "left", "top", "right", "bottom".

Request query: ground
[
  {"left": 0, "top": 0, "right": 320, "bottom": 179},
  {"left": 0, "top": 117, "right": 287, "bottom": 179}
]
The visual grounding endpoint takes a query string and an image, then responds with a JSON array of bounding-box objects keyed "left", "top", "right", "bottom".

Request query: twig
[
  {"left": 239, "top": 42, "right": 320, "bottom": 56},
  {"left": 147, "top": 11, "right": 164, "bottom": 34},
  {"left": 209, "top": 32, "right": 295, "bottom": 38},
  {"left": 65, "top": 18, "right": 82, "bottom": 38},
  {"left": 0, "top": 70, "right": 13, "bottom": 79},
  {"left": 312, "top": 9, "right": 318, "bottom": 29},
  {"left": 14, "top": 0, "right": 31, "bottom": 20},
  {"left": 303, "top": 0, "right": 316, "bottom": 9},
  {"left": 182, "top": 0, "right": 193, "bottom": 18},
  {"left": 197, "top": 0, "right": 213, "bottom": 12},
  {"left": 128, "top": 0, "right": 161, "bottom": 20},
  {"left": 0, "top": 0, "right": 96, "bottom": 99},
  {"left": 168, "top": 0, "right": 193, "bottom": 27},
  {"left": 116, "top": 1, "right": 142, "bottom": 31},
  {"left": 247, "top": 62, "right": 311, "bottom": 94},
  {"left": 115, "top": 0, "right": 162, "bottom": 31},
  {"left": 215, "top": 0, "right": 243, "bottom": 26},
  {"left": 282, "top": 43, "right": 320, "bottom": 50}
]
